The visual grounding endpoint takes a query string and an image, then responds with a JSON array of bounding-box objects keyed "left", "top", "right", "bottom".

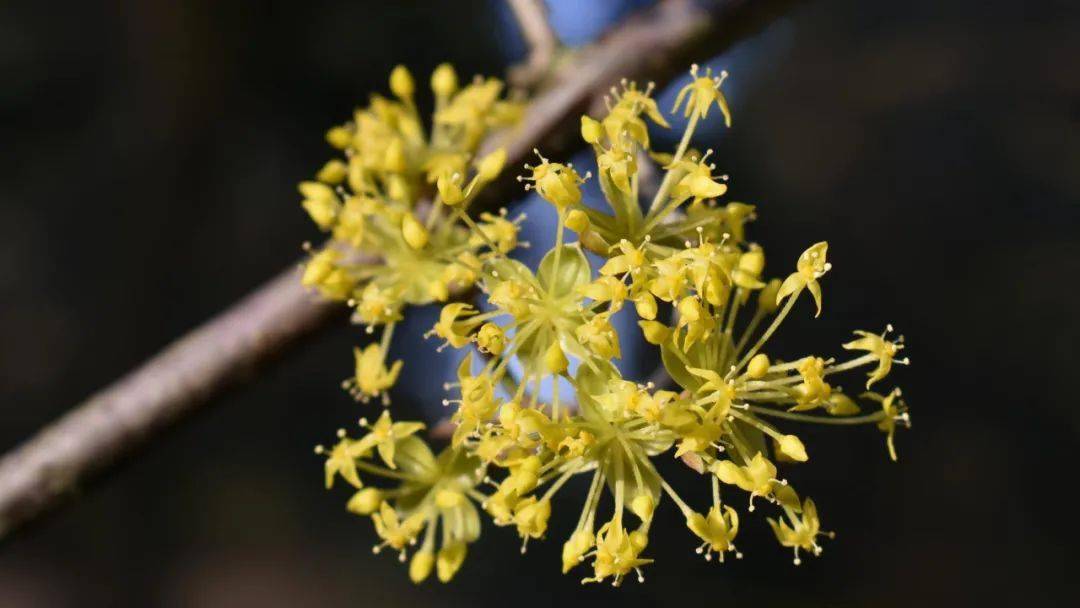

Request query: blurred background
[{"left": 1, "top": 0, "right": 1078, "bottom": 606}]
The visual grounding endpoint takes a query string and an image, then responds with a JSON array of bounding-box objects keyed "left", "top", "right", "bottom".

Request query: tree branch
[
  {"left": 0, "top": 0, "right": 798, "bottom": 542},
  {"left": 506, "top": 0, "right": 559, "bottom": 88}
]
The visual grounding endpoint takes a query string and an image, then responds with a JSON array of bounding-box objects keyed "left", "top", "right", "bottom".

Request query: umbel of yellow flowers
[{"left": 307, "top": 64, "right": 911, "bottom": 585}]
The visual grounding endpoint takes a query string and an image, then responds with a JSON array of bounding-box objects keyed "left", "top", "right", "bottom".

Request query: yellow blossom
[
  {"left": 321, "top": 436, "right": 366, "bottom": 489},
  {"left": 776, "top": 241, "right": 832, "bottom": 317},
  {"left": 712, "top": 452, "right": 780, "bottom": 510},
  {"left": 352, "top": 343, "right": 403, "bottom": 400},
  {"left": 671, "top": 64, "right": 732, "bottom": 125},
  {"left": 686, "top": 504, "right": 740, "bottom": 561},
  {"left": 843, "top": 327, "right": 907, "bottom": 389},
  {"left": 585, "top": 522, "right": 652, "bottom": 585},
  {"left": 372, "top": 502, "right": 425, "bottom": 552},
  {"left": 767, "top": 498, "right": 832, "bottom": 565},
  {"left": 355, "top": 410, "right": 425, "bottom": 469}
]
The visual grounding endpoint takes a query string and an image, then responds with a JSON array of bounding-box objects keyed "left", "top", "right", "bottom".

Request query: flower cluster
[
  {"left": 311, "top": 65, "right": 911, "bottom": 585},
  {"left": 299, "top": 64, "right": 524, "bottom": 403}
]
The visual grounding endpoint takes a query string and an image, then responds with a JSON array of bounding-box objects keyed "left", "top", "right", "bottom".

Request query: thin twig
[
  {"left": 507, "top": 0, "right": 559, "bottom": 88},
  {"left": 0, "top": 0, "right": 798, "bottom": 542}
]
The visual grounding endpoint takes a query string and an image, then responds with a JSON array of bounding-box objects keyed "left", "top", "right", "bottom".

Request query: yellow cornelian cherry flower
[
  {"left": 317, "top": 432, "right": 366, "bottom": 489},
  {"left": 311, "top": 64, "right": 913, "bottom": 586},
  {"left": 712, "top": 453, "right": 784, "bottom": 511},
  {"left": 865, "top": 388, "right": 910, "bottom": 461},
  {"left": 767, "top": 498, "right": 834, "bottom": 565},
  {"left": 671, "top": 64, "right": 732, "bottom": 125},
  {"left": 686, "top": 504, "right": 741, "bottom": 561},
  {"left": 355, "top": 410, "right": 425, "bottom": 469},
  {"left": 297, "top": 65, "right": 523, "bottom": 403},
  {"left": 518, "top": 150, "right": 589, "bottom": 210},
  {"left": 776, "top": 241, "right": 832, "bottom": 317},
  {"left": 843, "top": 325, "right": 909, "bottom": 388},
  {"left": 344, "top": 343, "right": 404, "bottom": 404}
]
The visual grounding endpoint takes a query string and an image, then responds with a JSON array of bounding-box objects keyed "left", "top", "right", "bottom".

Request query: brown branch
[
  {"left": 506, "top": 0, "right": 559, "bottom": 88},
  {"left": 0, "top": 0, "right": 799, "bottom": 542}
]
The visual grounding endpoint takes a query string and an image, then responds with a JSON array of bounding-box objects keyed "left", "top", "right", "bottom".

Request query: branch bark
[{"left": 0, "top": 0, "right": 797, "bottom": 542}]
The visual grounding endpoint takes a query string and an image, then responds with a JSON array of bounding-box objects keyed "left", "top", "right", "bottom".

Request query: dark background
[{"left": 2, "top": 0, "right": 1078, "bottom": 606}]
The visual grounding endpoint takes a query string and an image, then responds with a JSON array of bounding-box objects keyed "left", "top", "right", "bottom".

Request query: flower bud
[
  {"left": 401, "top": 213, "right": 429, "bottom": 250},
  {"left": 409, "top": 550, "right": 434, "bottom": 583},
  {"left": 298, "top": 180, "right": 337, "bottom": 202},
  {"left": 383, "top": 138, "right": 407, "bottom": 173},
  {"left": 565, "top": 209, "right": 590, "bottom": 233},
  {"left": 316, "top": 159, "right": 348, "bottom": 184},
  {"left": 580, "top": 115, "right": 603, "bottom": 144},
  {"left": 325, "top": 126, "right": 352, "bottom": 150},
  {"left": 758, "top": 278, "right": 782, "bottom": 314},
  {"left": 390, "top": 65, "right": 415, "bottom": 100},
  {"left": 825, "top": 392, "right": 861, "bottom": 416},
  {"left": 430, "top": 63, "right": 458, "bottom": 98},
  {"left": 476, "top": 148, "right": 506, "bottom": 182},
  {"left": 476, "top": 322, "right": 506, "bottom": 355},
  {"left": 346, "top": 488, "right": 383, "bottom": 515},
  {"left": 777, "top": 434, "right": 809, "bottom": 462},
  {"left": 747, "top": 353, "right": 770, "bottom": 379},
  {"left": 437, "top": 173, "right": 465, "bottom": 205},
  {"left": 638, "top": 320, "right": 671, "bottom": 345},
  {"left": 302, "top": 197, "right": 340, "bottom": 230},
  {"left": 543, "top": 341, "right": 569, "bottom": 375},
  {"left": 630, "top": 494, "right": 655, "bottom": 522},
  {"left": 561, "top": 529, "right": 595, "bottom": 573},
  {"left": 634, "top": 292, "right": 658, "bottom": 320},
  {"left": 437, "top": 542, "right": 467, "bottom": 582}
]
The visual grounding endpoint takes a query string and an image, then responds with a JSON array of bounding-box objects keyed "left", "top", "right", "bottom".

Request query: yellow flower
[
  {"left": 321, "top": 435, "right": 366, "bottom": 489},
  {"left": 671, "top": 64, "right": 732, "bottom": 125},
  {"left": 352, "top": 343, "right": 403, "bottom": 401},
  {"left": 355, "top": 283, "right": 403, "bottom": 326},
  {"left": 585, "top": 522, "right": 652, "bottom": 586},
  {"left": 599, "top": 239, "right": 647, "bottom": 277},
  {"left": 672, "top": 155, "right": 728, "bottom": 205},
  {"left": 776, "top": 241, "right": 832, "bottom": 317},
  {"left": 577, "top": 276, "right": 628, "bottom": 309},
  {"left": 597, "top": 146, "right": 637, "bottom": 195},
  {"left": 355, "top": 410, "right": 425, "bottom": 469},
  {"left": 767, "top": 498, "right": 831, "bottom": 565},
  {"left": 711, "top": 452, "right": 780, "bottom": 511},
  {"left": 332, "top": 196, "right": 369, "bottom": 248},
  {"left": 864, "top": 388, "right": 909, "bottom": 461},
  {"left": 299, "top": 181, "right": 341, "bottom": 229},
  {"left": 302, "top": 249, "right": 355, "bottom": 301},
  {"left": 576, "top": 314, "right": 621, "bottom": 360},
  {"left": 791, "top": 356, "right": 832, "bottom": 412},
  {"left": 732, "top": 244, "right": 766, "bottom": 290},
  {"left": 686, "top": 504, "right": 740, "bottom": 561},
  {"left": 675, "top": 296, "right": 716, "bottom": 349},
  {"left": 562, "top": 529, "right": 596, "bottom": 573},
  {"left": 842, "top": 326, "right": 907, "bottom": 389},
  {"left": 470, "top": 211, "right": 519, "bottom": 253},
  {"left": 519, "top": 151, "right": 586, "bottom": 209},
  {"left": 431, "top": 303, "right": 478, "bottom": 349},
  {"left": 372, "top": 502, "right": 425, "bottom": 552},
  {"left": 512, "top": 497, "right": 552, "bottom": 543}
]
